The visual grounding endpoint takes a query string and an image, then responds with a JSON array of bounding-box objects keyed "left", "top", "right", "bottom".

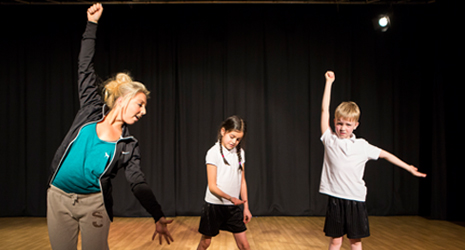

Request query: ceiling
[{"left": 0, "top": 0, "right": 436, "bottom": 5}]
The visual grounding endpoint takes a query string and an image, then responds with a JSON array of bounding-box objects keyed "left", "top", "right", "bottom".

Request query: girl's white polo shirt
[{"left": 204, "top": 142, "right": 245, "bottom": 205}]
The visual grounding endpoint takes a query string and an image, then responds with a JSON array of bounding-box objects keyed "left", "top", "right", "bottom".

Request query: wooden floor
[{"left": 1, "top": 216, "right": 464, "bottom": 250}]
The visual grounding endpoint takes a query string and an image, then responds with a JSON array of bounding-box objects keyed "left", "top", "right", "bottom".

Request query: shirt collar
[
  {"left": 336, "top": 133, "right": 357, "bottom": 142},
  {"left": 349, "top": 133, "right": 356, "bottom": 142}
]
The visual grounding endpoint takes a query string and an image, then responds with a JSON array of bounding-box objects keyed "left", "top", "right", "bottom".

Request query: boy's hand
[
  {"left": 87, "top": 3, "right": 103, "bottom": 23},
  {"left": 409, "top": 165, "right": 427, "bottom": 178},
  {"left": 325, "top": 71, "right": 335, "bottom": 83}
]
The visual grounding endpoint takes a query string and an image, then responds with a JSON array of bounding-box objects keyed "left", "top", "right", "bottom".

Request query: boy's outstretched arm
[
  {"left": 379, "top": 150, "right": 427, "bottom": 177},
  {"left": 321, "top": 71, "right": 335, "bottom": 135}
]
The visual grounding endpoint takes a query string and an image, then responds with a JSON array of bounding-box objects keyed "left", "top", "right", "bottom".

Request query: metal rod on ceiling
[{"left": 2, "top": 0, "right": 437, "bottom": 5}]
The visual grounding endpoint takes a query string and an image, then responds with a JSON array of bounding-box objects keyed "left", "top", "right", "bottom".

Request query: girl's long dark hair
[{"left": 218, "top": 115, "right": 246, "bottom": 171}]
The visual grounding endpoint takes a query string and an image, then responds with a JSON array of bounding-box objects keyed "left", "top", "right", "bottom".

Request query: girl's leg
[
  {"left": 233, "top": 232, "right": 250, "bottom": 250},
  {"left": 329, "top": 236, "right": 343, "bottom": 250},
  {"left": 197, "top": 235, "right": 212, "bottom": 250},
  {"left": 349, "top": 238, "right": 362, "bottom": 250}
]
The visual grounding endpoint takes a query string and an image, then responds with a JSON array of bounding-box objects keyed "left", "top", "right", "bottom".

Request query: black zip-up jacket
[{"left": 48, "top": 21, "right": 164, "bottom": 222}]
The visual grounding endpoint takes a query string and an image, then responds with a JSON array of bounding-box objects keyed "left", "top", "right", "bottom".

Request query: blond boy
[{"left": 319, "top": 71, "right": 426, "bottom": 250}]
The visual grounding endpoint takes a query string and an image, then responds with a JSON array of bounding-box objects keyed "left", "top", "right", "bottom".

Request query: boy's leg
[
  {"left": 346, "top": 200, "right": 370, "bottom": 239},
  {"left": 329, "top": 237, "right": 343, "bottom": 250},
  {"left": 197, "top": 235, "right": 212, "bottom": 250},
  {"left": 233, "top": 232, "right": 250, "bottom": 250},
  {"left": 349, "top": 238, "right": 362, "bottom": 250},
  {"left": 324, "top": 196, "right": 345, "bottom": 238},
  {"left": 324, "top": 196, "right": 348, "bottom": 250},
  {"left": 47, "top": 186, "right": 80, "bottom": 249}
]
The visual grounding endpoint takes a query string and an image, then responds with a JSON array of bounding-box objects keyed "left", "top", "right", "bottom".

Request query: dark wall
[{"left": 0, "top": 2, "right": 461, "bottom": 220}]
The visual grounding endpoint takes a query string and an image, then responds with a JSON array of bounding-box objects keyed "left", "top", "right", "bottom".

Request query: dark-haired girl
[{"left": 197, "top": 115, "right": 252, "bottom": 250}]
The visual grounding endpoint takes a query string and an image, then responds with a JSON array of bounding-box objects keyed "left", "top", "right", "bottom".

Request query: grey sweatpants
[{"left": 47, "top": 185, "right": 111, "bottom": 250}]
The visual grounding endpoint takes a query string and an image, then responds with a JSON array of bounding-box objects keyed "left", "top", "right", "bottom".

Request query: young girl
[
  {"left": 197, "top": 115, "right": 252, "bottom": 250},
  {"left": 46, "top": 3, "right": 173, "bottom": 249}
]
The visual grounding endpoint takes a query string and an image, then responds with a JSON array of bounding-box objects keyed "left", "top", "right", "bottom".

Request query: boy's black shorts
[
  {"left": 323, "top": 196, "right": 370, "bottom": 239},
  {"left": 198, "top": 202, "right": 247, "bottom": 237}
]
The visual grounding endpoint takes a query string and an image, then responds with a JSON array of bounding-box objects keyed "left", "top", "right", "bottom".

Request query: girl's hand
[
  {"left": 243, "top": 209, "right": 252, "bottom": 224},
  {"left": 230, "top": 197, "right": 246, "bottom": 206},
  {"left": 87, "top": 3, "right": 103, "bottom": 23}
]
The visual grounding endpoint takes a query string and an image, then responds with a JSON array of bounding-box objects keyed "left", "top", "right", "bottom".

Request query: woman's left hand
[{"left": 152, "top": 217, "right": 174, "bottom": 245}]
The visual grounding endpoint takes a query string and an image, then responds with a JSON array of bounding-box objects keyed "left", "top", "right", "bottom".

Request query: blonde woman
[{"left": 46, "top": 3, "right": 173, "bottom": 249}]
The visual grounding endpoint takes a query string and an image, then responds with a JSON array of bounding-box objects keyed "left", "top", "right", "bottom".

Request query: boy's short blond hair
[{"left": 335, "top": 101, "right": 360, "bottom": 122}]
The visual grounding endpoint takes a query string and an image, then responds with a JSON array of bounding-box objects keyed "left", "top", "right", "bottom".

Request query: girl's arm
[
  {"left": 321, "top": 71, "right": 335, "bottom": 135},
  {"left": 207, "top": 164, "right": 245, "bottom": 205},
  {"left": 379, "top": 149, "right": 427, "bottom": 177},
  {"left": 240, "top": 164, "right": 252, "bottom": 224}
]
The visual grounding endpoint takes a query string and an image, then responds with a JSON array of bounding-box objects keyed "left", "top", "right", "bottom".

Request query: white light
[
  {"left": 372, "top": 14, "right": 391, "bottom": 32},
  {"left": 378, "top": 16, "right": 389, "bottom": 27}
]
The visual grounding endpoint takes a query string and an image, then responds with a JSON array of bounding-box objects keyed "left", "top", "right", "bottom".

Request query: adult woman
[{"left": 47, "top": 3, "right": 173, "bottom": 249}]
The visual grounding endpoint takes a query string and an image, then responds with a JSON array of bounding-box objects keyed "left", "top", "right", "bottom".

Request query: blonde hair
[
  {"left": 102, "top": 73, "right": 150, "bottom": 109},
  {"left": 335, "top": 101, "right": 360, "bottom": 122}
]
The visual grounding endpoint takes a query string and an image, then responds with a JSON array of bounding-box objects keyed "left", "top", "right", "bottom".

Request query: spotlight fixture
[{"left": 373, "top": 14, "right": 391, "bottom": 32}]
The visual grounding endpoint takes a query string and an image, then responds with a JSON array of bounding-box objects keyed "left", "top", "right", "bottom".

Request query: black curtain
[{"left": 0, "top": 2, "right": 461, "bottom": 220}]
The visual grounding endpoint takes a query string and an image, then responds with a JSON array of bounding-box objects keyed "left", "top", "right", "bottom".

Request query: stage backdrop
[{"left": 0, "top": 2, "right": 461, "bottom": 221}]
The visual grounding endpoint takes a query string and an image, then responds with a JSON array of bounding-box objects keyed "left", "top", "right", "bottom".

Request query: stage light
[
  {"left": 378, "top": 16, "right": 389, "bottom": 27},
  {"left": 373, "top": 15, "right": 391, "bottom": 32}
]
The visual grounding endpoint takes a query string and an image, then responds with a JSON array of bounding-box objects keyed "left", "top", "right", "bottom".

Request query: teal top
[{"left": 52, "top": 122, "right": 116, "bottom": 194}]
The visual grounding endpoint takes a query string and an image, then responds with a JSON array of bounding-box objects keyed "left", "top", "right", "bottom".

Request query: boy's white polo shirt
[
  {"left": 320, "top": 128, "right": 381, "bottom": 202},
  {"left": 204, "top": 142, "right": 245, "bottom": 205}
]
